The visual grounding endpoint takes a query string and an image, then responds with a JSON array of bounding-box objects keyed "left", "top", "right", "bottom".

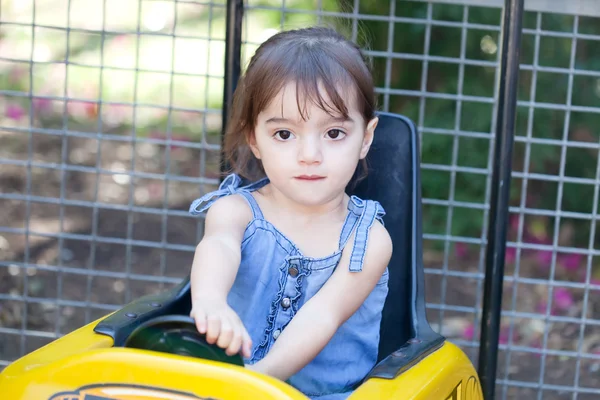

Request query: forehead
[{"left": 260, "top": 80, "right": 360, "bottom": 121}]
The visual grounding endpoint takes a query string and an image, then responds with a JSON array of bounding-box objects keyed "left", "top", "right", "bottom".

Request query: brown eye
[
  {"left": 326, "top": 129, "right": 345, "bottom": 140},
  {"left": 274, "top": 130, "right": 293, "bottom": 141}
]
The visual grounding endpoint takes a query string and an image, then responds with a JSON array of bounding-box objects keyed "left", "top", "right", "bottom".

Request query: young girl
[{"left": 188, "top": 26, "right": 392, "bottom": 399}]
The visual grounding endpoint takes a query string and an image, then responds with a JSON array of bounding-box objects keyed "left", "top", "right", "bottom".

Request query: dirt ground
[{"left": 0, "top": 128, "right": 599, "bottom": 398}]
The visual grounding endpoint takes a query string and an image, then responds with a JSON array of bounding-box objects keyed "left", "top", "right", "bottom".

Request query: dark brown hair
[{"left": 223, "top": 26, "right": 377, "bottom": 182}]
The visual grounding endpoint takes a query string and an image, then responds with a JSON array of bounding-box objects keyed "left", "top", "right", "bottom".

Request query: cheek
[
  {"left": 254, "top": 139, "right": 289, "bottom": 167},
  {"left": 330, "top": 134, "right": 364, "bottom": 158},
  {"left": 323, "top": 143, "right": 362, "bottom": 174}
]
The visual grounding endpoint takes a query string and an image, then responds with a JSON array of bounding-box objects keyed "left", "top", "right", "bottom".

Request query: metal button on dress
[
  {"left": 273, "top": 329, "right": 281, "bottom": 340},
  {"left": 281, "top": 297, "right": 291, "bottom": 309},
  {"left": 288, "top": 266, "right": 299, "bottom": 277}
]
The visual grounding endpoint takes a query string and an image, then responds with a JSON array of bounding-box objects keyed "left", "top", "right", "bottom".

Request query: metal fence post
[
  {"left": 221, "top": 0, "right": 244, "bottom": 177},
  {"left": 477, "top": 0, "right": 525, "bottom": 398}
]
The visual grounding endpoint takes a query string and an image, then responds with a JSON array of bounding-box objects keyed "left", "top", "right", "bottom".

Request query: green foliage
[
  {"left": 351, "top": 1, "right": 600, "bottom": 248},
  {"left": 1, "top": 0, "right": 599, "bottom": 250}
]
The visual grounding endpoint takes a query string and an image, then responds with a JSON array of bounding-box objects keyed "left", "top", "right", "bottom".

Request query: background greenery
[{"left": 2, "top": 0, "right": 600, "bottom": 276}]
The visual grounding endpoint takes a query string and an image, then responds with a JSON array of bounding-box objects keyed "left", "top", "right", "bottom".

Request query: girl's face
[{"left": 249, "top": 81, "right": 378, "bottom": 208}]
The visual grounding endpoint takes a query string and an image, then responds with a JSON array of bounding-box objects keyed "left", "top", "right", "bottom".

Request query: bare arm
[
  {"left": 248, "top": 221, "right": 393, "bottom": 380},
  {"left": 190, "top": 194, "right": 253, "bottom": 357}
]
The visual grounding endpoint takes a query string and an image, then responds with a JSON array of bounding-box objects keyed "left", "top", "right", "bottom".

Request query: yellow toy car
[{"left": 0, "top": 113, "right": 482, "bottom": 400}]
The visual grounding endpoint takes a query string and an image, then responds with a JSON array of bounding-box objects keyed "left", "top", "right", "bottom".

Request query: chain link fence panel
[{"left": 1, "top": 0, "right": 599, "bottom": 398}]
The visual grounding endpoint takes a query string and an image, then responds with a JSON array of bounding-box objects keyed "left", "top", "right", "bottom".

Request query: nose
[{"left": 297, "top": 136, "right": 322, "bottom": 164}]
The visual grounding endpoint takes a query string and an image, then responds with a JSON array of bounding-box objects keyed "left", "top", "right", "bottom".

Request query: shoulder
[
  {"left": 362, "top": 219, "right": 393, "bottom": 273},
  {"left": 204, "top": 193, "right": 253, "bottom": 229},
  {"left": 367, "top": 219, "right": 393, "bottom": 255},
  {"left": 340, "top": 213, "right": 392, "bottom": 278},
  {"left": 350, "top": 196, "right": 391, "bottom": 260}
]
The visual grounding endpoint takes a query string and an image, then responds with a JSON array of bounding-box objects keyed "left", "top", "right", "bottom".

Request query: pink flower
[
  {"left": 536, "top": 250, "right": 553, "bottom": 267},
  {"left": 148, "top": 182, "right": 163, "bottom": 200},
  {"left": 462, "top": 323, "right": 475, "bottom": 340},
  {"left": 9, "top": 67, "right": 26, "bottom": 82},
  {"left": 558, "top": 253, "right": 582, "bottom": 272},
  {"left": 536, "top": 300, "right": 549, "bottom": 314},
  {"left": 170, "top": 135, "right": 192, "bottom": 150},
  {"left": 33, "top": 97, "right": 53, "bottom": 114},
  {"left": 510, "top": 214, "right": 520, "bottom": 232},
  {"left": 85, "top": 102, "right": 98, "bottom": 119},
  {"left": 553, "top": 287, "right": 574, "bottom": 310},
  {"left": 455, "top": 243, "right": 468, "bottom": 260},
  {"left": 505, "top": 246, "right": 516, "bottom": 264},
  {"left": 5, "top": 104, "right": 25, "bottom": 120},
  {"left": 530, "top": 338, "right": 543, "bottom": 357},
  {"left": 67, "top": 100, "right": 98, "bottom": 120},
  {"left": 499, "top": 328, "right": 510, "bottom": 344},
  {"left": 112, "top": 34, "right": 130, "bottom": 46}
]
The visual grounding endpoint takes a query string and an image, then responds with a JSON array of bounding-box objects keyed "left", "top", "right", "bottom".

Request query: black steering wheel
[{"left": 123, "top": 315, "right": 245, "bottom": 367}]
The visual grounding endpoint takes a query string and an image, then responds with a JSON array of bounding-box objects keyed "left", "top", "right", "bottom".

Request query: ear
[
  {"left": 248, "top": 132, "right": 262, "bottom": 160},
  {"left": 359, "top": 116, "right": 378, "bottom": 159}
]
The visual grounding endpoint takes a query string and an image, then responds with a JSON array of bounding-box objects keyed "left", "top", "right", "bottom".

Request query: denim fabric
[{"left": 190, "top": 174, "right": 389, "bottom": 399}]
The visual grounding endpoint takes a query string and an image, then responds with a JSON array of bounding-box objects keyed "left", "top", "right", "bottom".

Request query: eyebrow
[{"left": 265, "top": 116, "right": 354, "bottom": 124}]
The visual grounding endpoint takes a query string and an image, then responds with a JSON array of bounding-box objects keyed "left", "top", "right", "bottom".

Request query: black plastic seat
[
  {"left": 352, "top": 112, "right": 444, "bottom": 379},
  {"left": 94, "top": 112, "right": 445, "bottom": 379}
]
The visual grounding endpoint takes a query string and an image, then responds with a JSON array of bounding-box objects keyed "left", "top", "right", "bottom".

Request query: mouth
[{"left": 295, "top": 175, "right": 326, "bottom": 181}]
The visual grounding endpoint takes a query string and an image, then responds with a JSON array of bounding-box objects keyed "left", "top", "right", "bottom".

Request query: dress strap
[
  {"left": 188, "top": 173, "right": 266, "bottom": 219},
  {"left": 235, "top": 190, "right": 264, "bottom": 219},
  {"left": 338, "top": 196, "right": 386, "bottom": 272}
]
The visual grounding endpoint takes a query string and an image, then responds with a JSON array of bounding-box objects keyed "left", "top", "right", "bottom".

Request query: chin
[{"left": 292, "top": 189, "right": 339, "bottom": 207}]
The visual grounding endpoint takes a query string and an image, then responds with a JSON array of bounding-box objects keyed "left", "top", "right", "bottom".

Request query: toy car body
[{"left": 0, "top": 113, "right": 483, "bottom": 400}]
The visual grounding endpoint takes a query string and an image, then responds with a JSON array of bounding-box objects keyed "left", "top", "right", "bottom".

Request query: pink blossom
[
  {"left": 553, "top": 287, "right": 574, "bottom": 310},
  {"left": 498, "top": 325, "right": 519, "bottom": 345},
  {"left": 9, "top": 67, "right": 26, "bottom": 82},
  {"left": 510, "top": 214, "right": 520, "bottom": 232},
  {"left": 67, "top": 101, "right": 85, "bottom": 118},
  {"left": 505, "top": 246, "right": 516, "bottom": 264},
  {"left": 170, "top": 135, "right": 192, "bottom": 150},
  {"left": 499, "top": 328, "right": 510, "bottom": 344},
  {"left": 536, "top": 250, "right": 553, "bottom": 267},
  {"left": 462, "top": 323, "right": 475, "bottom": 340},
  {"left": 558, "top": 253, "right": 582, "bottom": 272},
  {"left": 33, "top": 97, "right": 52, "bottom": 114},
  {"left": 67, "top": 100, "right": 98, "bottom": 120},
  {"left": 5, "top": 104, "right": 25, "bottom": 120},
  {"left": 455, "top": 242, "right": 468, "bottom": 259},
  {"left": 112, "top": 34, "right": 131, "bottom": 46},
  {"left": 536, "top": 300, "right": 549, "bottom": 314},
  {"left": 530, "top": 338, "right": 543, "bottom": 357},
  {"left": 148, "top": 183, "right": 163, "bottom": 200},
  {"left": 85, "top": 102, "right": 98, "bottom": 119},
  {"left": 102, "top": 104, "right": 132, "bottom": 127}
]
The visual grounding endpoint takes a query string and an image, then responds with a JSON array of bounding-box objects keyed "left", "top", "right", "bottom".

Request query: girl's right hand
[{"left": 190, "top": 296, "right": 253, "bottom": 359}]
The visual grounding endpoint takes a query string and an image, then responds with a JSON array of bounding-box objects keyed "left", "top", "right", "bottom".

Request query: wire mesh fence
[{"left": 1, "top": 0, "right": 599, "bottom": 398}]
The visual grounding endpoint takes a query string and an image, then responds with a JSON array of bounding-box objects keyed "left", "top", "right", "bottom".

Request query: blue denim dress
[{"left": 189, "top": 174, "right": 389, "bottom": 399}]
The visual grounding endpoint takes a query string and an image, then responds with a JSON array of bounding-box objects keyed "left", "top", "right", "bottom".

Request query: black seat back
[{"left": 351, "top": 112, "right": 439, "bottom": 362}]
